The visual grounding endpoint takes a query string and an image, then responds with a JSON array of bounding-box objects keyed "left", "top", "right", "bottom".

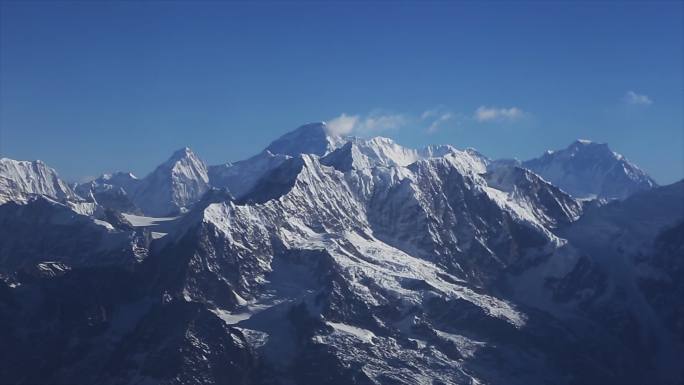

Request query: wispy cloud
[
  {"left": 326, "top": 112, "right": 406, "bottom": 136},
  {"left": 326, "top": 113, "right": 358, "bottom": 136},
  {"left": 623, "top": 90, "right": 653, "bottom": 105},
  {"left": 421, "top": 107, "right": 454, "bottom": 133},
  {"left": 329, "top": 104, "right": 527, "bottom": 136},
  {"left": 474, "top": 106, "right": 525, "bottom": 122},
  {"left": 361, "top": 114, "right": 406, "bottom": 133}
]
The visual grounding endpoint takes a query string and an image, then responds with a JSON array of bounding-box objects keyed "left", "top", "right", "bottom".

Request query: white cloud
[
  {"left": 329, "top": 105, "right": 525, "bottom": 135},
  {"left": 474, "top": 106, "right": 525, "bottom": 122},
  {"left": 421, "top": 108, "right": 454, "bottom": 133},
  {"left": 361, "top": 114, "right": 406, "bottom": 133},
  {"left": 326, "top": 112, "right": 406, "bottom": 136},
  {"left": 326, "top": 113, "right": 358, "bottom": 136},
  {"left": 624, "top": 90, "right": 653, "bottom": 105},
  {"left": 421, "top": 109, "right": 439, "bottom": 120}
]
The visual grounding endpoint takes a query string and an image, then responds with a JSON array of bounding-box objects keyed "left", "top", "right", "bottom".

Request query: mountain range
[{"left": 0, "top": 122, "right": 680, "bottom": 385}]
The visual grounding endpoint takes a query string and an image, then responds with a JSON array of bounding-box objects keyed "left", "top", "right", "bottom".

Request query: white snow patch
[
  {"left": 434, "top": 329, "right": 487, "bottom": 358},
  {"left": 234, "top": 327, "right": 269, "bottom": 349},
  {"left": 211, "top": 309, "right": 254, "bottom": 325},
  {"left": 122, "top": 214, "right": 178, "bottom": 227},
  {"left": 327, "top": 321, "right": 376, "bottom": 344},
  {"left": 122, "top": 213, "right": 178, "bottom": 239},
  {"left": 93, "top": 219, "right": 115, "bottom": 230},
  {"left": 210, "top": 301, "right": 283, "bottom": 326}
]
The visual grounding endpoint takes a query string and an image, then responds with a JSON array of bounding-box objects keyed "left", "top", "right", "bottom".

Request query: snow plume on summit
[
  {"left": 326, "top": 114, "right": 357, "bottom": 136},
  {"left": 326, "top": 112, "right": 407, "bottom": 136},
  {"left": 266, "top": 122, "right": 346, "bottom": 157}
]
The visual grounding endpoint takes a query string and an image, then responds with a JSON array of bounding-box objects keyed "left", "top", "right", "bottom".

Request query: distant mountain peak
[
  {"left": 132, "top": 147, "right": 210, "bottom": 216},
  {"left": 523, "top": 139, "right": 656, "bottom": 199},
  {"left": 566, "top": 139, "right": 611, "bottom": 153},
  {"left": 266, "top": 122, "right": 346, "bottom": 157},
  {"left": 0, "top": 157, "right": 78, "bottom": 204},
  {"left": 322, "top": 136, "right": 424, "bottom": 171},
  {"left": 101, "top": 171, "right": 139, "bottom": 182},
  {"left": 165, "top": 146, "right": 200, "bottom": 165},
  {"left": 76, "top": 171, "right": 142, "bottom": 214}
]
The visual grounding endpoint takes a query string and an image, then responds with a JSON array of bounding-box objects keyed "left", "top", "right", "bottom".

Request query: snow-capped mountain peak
[
  {"left": 103, "top": 171, "right": 138, "bottom": 181},
  {"left": 132, "top": 147, "right": 210, "bottom": 216},
  {"left": 322, "top": 136, "right": 422, "bottom": 171},
  {"left": 0, "top": 157, "right": 78, "bottom": 204},
  {"left": 566, "top": 139, "right": 612, "bottom": 155},
  {"left": 87, "top": 171, "right": 139, "bottom": 189},
  {"left": 167, "top": 147, "right": 208, "bottom": 179},
  {"left": 75, "top": 171, "right": 142, "bottom": 213},
  {"left": 165, "top": 146, "right": 196, "bottom": 165},
  {"left": 484, "top": 164, "right": 583, "bottom": 227},
  {"left": 266, "top": 122, "right": 347, "bottom": 157},
  {"left": 321, "top": 136, "right": 487, "bottom": 174},
  {"left": 522, "top": 139, "right": 657, "bottom": 199}
]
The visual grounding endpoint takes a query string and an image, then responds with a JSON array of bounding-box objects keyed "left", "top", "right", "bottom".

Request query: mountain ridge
[
  {"left": 522, "top": 139, "right": 657, "bottom": 199},
  {"left": 18, "top": 125, "right": 658, "bottom": 215},
  {"left": 0, "top": 123, "right": 680, "bottom": 384}
]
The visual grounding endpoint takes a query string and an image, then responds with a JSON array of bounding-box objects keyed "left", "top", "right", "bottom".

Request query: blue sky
[{"left": 1, "top": 1, "right": 682, "bottom": 184}]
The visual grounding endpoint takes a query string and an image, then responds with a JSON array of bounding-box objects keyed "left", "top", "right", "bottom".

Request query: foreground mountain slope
[
  {"left": 522, "top": 139, "right": 657, "bottom": 200},
  {"left": 551, "top": 181, "right": 684, "bottom": 383},
  {"left": 484, "top": 164, "right": 583, "bottom": 228},
  {"left": 0, "top": 153, "right": 654, "bottom": 384},
  {"left": 123, "top": 153, "right": 599, "bottom": 384},
  {"left": 0, "top": 196, "right": 146, "bottom": 279}
]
